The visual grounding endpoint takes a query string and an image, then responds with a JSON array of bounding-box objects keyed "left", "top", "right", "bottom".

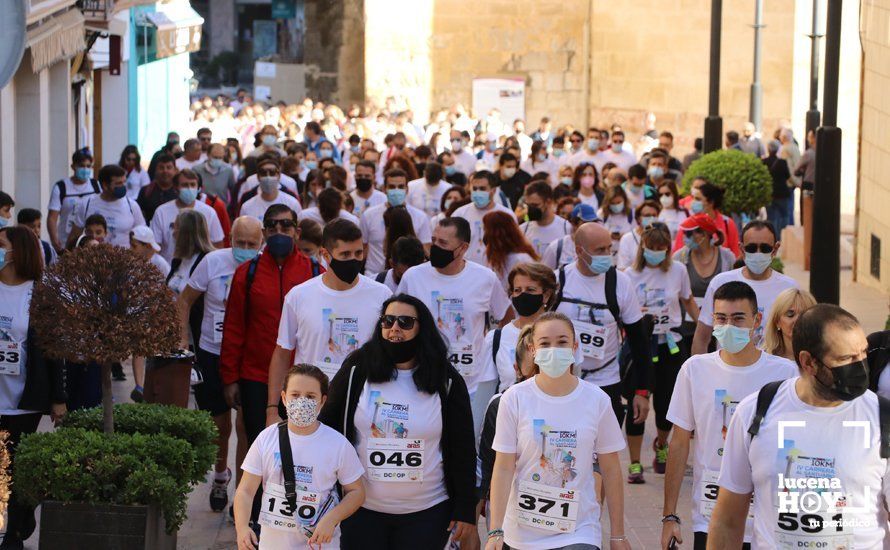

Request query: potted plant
[{"left": 681, "top": 149, "right": 772, "bottom": 216}]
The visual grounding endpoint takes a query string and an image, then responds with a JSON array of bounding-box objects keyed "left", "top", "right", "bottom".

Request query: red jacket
[
  {"left": 220, "top": 249, "right": 322, "bottom": 385},
  {"left": 203, "top": 194, "right": 231, "bottom": 246}
]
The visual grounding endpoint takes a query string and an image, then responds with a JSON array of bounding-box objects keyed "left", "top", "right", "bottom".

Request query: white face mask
[
  {"left": 285, "top": 396, "right": 319, "bottom": 427},
  {"left": 534, "top": 347, "right": 574, "bottom": 378},
  {"left": 503, "top": 167, "right": 517, "bottom": 178}
]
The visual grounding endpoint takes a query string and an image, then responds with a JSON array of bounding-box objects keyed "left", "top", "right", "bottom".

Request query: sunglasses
[
  {"left": 743, "top": 243, "right": 775, "bottom": 254},
  {"left": 381, "top": 315, "right": 417, "bottom": 330},
  {"left": 683, "top": 229, "right": 703, "bottom": 239},
  {"left": 126, "top": 156, "right": 138, "bottom": 162},
  {"left": 263, "top": 219, "right": 297, "bottom": 230}
]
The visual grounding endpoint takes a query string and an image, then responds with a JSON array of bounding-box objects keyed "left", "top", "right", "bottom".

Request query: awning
[
  {"left": 146, "top": 3, "right": 203, "bottom": 59},
  {"left": 26, "top": 8, "right": 86, "bottom": 73}
]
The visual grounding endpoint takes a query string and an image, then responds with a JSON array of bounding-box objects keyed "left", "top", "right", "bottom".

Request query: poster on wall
[
  {"left": 252, "top": 20, "right": 278, "bottom": 59},
  {"left": 472, "top": 77, "right": 526, "bottom": 126}
]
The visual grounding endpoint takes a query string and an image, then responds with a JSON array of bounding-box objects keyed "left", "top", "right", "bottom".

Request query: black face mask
[
  {"left": 355, "top": 177, "right": 374, "bottom": 193},
  {"left": 526, "top": 206, "right": 543, "bottom": 222},
  {"left": 813, "top": 358, "right": 869, "bottom": 402},
  {"left": 512, "top": 292, "right": 545, "bottom": 317},
  {"left": 429, "top": 244, "right": 456, "bottom": 269},
  {"left": 381, "top": 337, "right": 418, "bottom": 363},
  {"left": 328, "top": 258, "right": 362, "bottom": 283},
  {"left": 414, "top": 162, "right": 426, "bottom": 175}
]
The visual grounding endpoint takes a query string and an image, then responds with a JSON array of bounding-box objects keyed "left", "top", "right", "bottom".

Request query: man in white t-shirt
[
  {"left": 238, "top": 157, "right": 302, "bottom": 221},
  {"left": 360, "top": 168, "right": 432, "bottom": 275},
  {"left": 69, "top": 164, "right": 146, "bottom": 248},
  {"left": 595, "top": 130, "right": 638, "bottom": 172},
  {"left": 407, "top": 162, "right": 449, "bottom": 218},
  {"left": 519, "top": 181, "right": 571, "bottom": 258},
  {"left": 452, "top": 171, "right": 514, "bottom": 265},
  {"left": 47, "top": 149, "right": 99, "bottom": 251},
  {"left": 237, "top": 161, "right": 299, "bottom": 202},
  {"left": 269, "top": 219, "right": 392, "bottom": 422},
  {"left": 693, "top": 220, "right": 798, "bottom": 354},
  {"left": 710, "top": 304, "right": 890, "bottom": 549},
  {"left": 350, "top": 160, "right": 386, "bottom": 217},
  {"left": 569, "top": 128, "right": 602, "bottom": 169},
  {"left": 449, "top": 129, "right": 478, "bottom": 176},
  {"left": 397, "top": 217, "right": 512, "bottom": 437},
  {"left": 175, "top": 138, "right": 204, "bottom": 171},
  {"left": 150, "top": 169, "right": 226, "bottom": 261},
  {"left": 662, "top": 280, "right": 798, "bottom": 549}
]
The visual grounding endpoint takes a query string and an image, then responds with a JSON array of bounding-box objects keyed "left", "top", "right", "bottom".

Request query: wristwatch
[{"left": 635, "top": 389, "right": 650, "bottom": 397}]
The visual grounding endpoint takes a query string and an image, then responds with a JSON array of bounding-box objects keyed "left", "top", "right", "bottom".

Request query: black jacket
[
  {"left": 20, "top": 327, "right": 66, "bottom": 413},
  {"left": 478, "top": 393, "right": 501, "bottom": 500},
  {"left": 867, "top": 330, "right": 890, "bottom": 393},
  {"left": 318, "top": 354, "right": 478, "bottom": 524}
]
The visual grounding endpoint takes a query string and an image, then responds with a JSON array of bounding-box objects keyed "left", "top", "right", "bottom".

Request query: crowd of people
[{"left": 0, "top": 92, "right": 882, "bottom": 550}]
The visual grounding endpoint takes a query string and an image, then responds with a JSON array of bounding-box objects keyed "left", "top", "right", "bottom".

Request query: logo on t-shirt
[
  {"left": 530, "top": 419, "right": 578, "bottom": 488},
  {"left": 431, "top": 292, "right": 466, "bottom": 342},
  {"left": 714, "top": 389, "right": 740, "bottom": 452},
  {"left": 319, "top": 308, "right": 360, "bottom": 365},
  {"left": 368, "top": 390, "right": 411, "bottom": 439}
]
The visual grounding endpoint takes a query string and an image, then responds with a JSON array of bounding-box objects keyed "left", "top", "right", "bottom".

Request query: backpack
[
  {"left": 56, "top": 178, "right": 99, "bottom": 204},
  {"left": 244, "top": 254, "right": 321, "bottom": 316},
  {"left": 747, "top": 380, "right": 890, "bottom": 459},
  {"left": 375, "top": 270, "right": 388, "bottom": 284}
]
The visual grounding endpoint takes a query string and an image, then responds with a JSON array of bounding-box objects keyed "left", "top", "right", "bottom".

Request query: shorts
[{"left": 194, "top": 347, "right": 231, "bottom": 417}]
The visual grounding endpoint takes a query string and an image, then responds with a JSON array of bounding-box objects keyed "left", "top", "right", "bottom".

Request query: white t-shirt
[
  {"left": 187, "top": 249, "right": 240, "bottom": 355},
  {"left": 601, "top": 213, "right": 634, "bottom": 254},
  {"left": 240, "top": 191, "right": 303, "bottom": 221},
  {"left": 624, "top": 262, "right": 692, "bottom": 341},
  {"left": 48, "top": 177, "right": 99, "bottom": 245},
  {"left": 72, "top": 196, "right": 146, "bottom": 248},
  {"left": 569, "top": 150, "right": 599, "bottom": 170},
  {"left": 149, "top": 253, "right": 171, "bottom": 278},
  {"left": 238, "top": 173, "right": 299, "bottom": 200},
  {"left": 541, "top": 234, "right": 576, "bottom": 270},
  {"left": 0, "top": 281, "right": 37, "bottom": 415},
  {"left": 353, "top": 368, "right": 447, "bottom": 514},
  {"left": 492, "top": 377, "right": 626, "bottom": 549},
  {"left": 149, "top": 199, "right": 224, "bottom": 262},
  {"left": 452, "top": 202, "right": 515, "bottom": 265},
  {"left": 718, "top": 380, "right": 890, "bottom": 549},
  {"left": 577, "top": 192, "right": 600, "bottom": 211},
  {"left": 350, "top": 189, "right": 387, "bottom": 218},
  {"left": 175, "top": 156, "right": 203, "bottom": 171},
  {"left": 699, "top": 268, "right": 800, "bottom": 346},
  {"left": 452, "top": 149, "right": 478, "bottom": 176},
  {"left": 125, "top": 169, "right": 151, "bottom": 200},
  {"left": 298, "top": 207, "right": 359, "bottom": 227},
  {"left": 166, "top": 254, "right": 200, "bottom": 296},
  {"left": 659, "top": 208, "right": 689, "bottom": 238},
  {"left": 520, "top": 217, "right": 572, "bottom": 258},
  {"left": 595, "top": 149, "right": 637, "bottom": 172},
  {"left": 480, "top": 322, "right": 584, "bottom": 392},
  {"left": 520, "top": 158, "right": 559, "bottom": 183},
  {"left": 407, "top": 178, "right": 449, "bottom": 217},
  {"left": 397, "top": 262, "right": 512, "bottom": 394},
  {"left": 241, "top": 422, "right": 364, "bottom": 549},
  {"left": 553, "top": 263, "right": 644, "bottom": 386},
  {"left": 616, "top": 230, "right": 641, "bottom": 271},
  {"left": 277, "top": 275, "right": 392, "bottom": 380},
  {"left": 492, "top": 252, "right": 535, "bottom": 291},
  {"left": 359, "top": 203, "right": 432, "bottom": 275},
  {"left": 667, "top": 351, "right": 798, "bottom": 537}
]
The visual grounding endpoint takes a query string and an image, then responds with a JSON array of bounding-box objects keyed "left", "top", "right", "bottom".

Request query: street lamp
[
  {"left": 703, "top": 0, "right": 723, "bottom": 153},
  {"left": 805, "top": 0, "right": 823, "bottom": 145},
  {"left": 749, "top": 0, "right": 764, "bottom": 131}
]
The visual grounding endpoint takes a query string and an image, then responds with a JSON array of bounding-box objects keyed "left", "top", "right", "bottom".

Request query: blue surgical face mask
[
  {"left": 319, "top": 149, "right": 333, "bottom": 159},
  {"left": 536, "top": 153, "right": 547, "bottom": 162},
  {"left": 262, "top": 134, "right": 277, "bottom": 147},
  {"left": 560, "top": 176, "right": 572, "bottom": 186},
  {"left": 75, "top": 167, "right": 93, "bottom": 181},
  {"left": 305, "top": 160, "right": 318, "bottom": 171},
  {"left": 350, "top": 145, "right": 360, "bottom": 153},
  {"left": 0, "top": 217, "right": 8, "bottom": 229},
  {"left": 643, "top": 247, "right": 667, "bottom": 266},
  {"left": 179, "top": 188, "right": 199, "bottom": 205},
  {"left": 471, "top": 190, "right": 491, "bottom": 209},
  {"left": 683, "top": 235, "right": 699, "bottom": 250},
  {"left": 612, "top": 142, "right": 623, "bottom": 154},
  {"left": 387, "top": 188, "right": 406, "bottom": 207},
  {"left": 232, "top": 247, "right": 259, "bottom": 264},
  {"left": 445, "top": 165, "right": 457, "bottom": 176},
  {"left": 586, "top": 253, "right": 613, "bottom": 274},
  {"left": 112, "top": 186, "right": 127, "bottom": 200},
  {"left": 641, "top": 216, "right": 657, "bottom": 228},
  {"left": 609, "top": 203, "right": 624, "bottom": 214},
  {"left": 690, "top": 199, "right": 705, "bottom": 214},
  {"left": 553, "top": 149, "right": 565, "bottom": 158},
  {"left": 587, "top": 138, "right": 599, "bottom": 151},
  {"left": 712, "top": 324, "right": 751, "bottom": 354},
  {"left": 209, "top": 158, "right": 224, "bottom": 169},
  {"left": 0, "top": 248, "right": 7, "bottom": 271},
  {"left": 648, "top": 166, "right": 665, "bottom": 179},
  {"left": 534, "top": 347, "right": 575, "bottom": 378},
  {"left": 744, "top": 252, "right": 773, "bottom": 275}
]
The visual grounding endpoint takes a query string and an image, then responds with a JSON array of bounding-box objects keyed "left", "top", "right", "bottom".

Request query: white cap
[{"left": 131, "top": 225, "right": 160, "bottom": 252}]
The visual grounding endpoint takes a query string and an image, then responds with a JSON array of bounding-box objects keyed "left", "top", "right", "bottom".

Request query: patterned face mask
[{"left": 285, "top": 396, "right": 319, "bottom": 427}]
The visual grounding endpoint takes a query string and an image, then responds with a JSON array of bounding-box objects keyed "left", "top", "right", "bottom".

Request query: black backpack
[{"left": 55, "top": 178, "right": 99, "bottom": 204}]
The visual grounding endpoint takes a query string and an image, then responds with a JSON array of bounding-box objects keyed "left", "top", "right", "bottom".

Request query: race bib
[
  {"left": 0, "top": 341, "right": 22, "bottom": 376},
  {"left": 366, "top": 438, "right": 424, "bottom": 482},
  {"left": 645, "top": 305, "right": 671, "bottom": 335},
  {"left": 212, "top": 312, "right": 225, "bottom": 344},
  {"left": 698, "top": 470, "right": 753, "bottom": 522},
  {"left": 575, "top": 321, "right": 607, "bottom": 359},
  {"left": 514, "top": 480, "right": 579, "bottom": 533},
  {"left": 448, "top": 343, "right": 475, "bottom": 378},
  {"left": 774, "top": 511, "right": 852, "bottom": 550},
  {"left": 258, "top": 482, "right": 321, "bottom": 532}
]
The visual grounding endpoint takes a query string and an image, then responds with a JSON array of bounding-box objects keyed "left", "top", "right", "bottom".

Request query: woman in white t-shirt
[
  {"left": 617, "top": 200, "right": 661, "bottom": 271},
  {"left": 599, "top": 185, "right": 634, "bottom": 255},
  {"left": 318, "top": 294, "right": 477, "bottom": 549},
  {"left": 655, "top": 180, "right": 689, "bottom": 238},
  {"left": 624, "top": 222, "right": 699, "bottom": 484},
  {"left": 487, "top": 312, "right": 629, "bottom": 550},
  {"left": 572, "top": 163, "right": 601, "bottom": 211},
  {"left": 481, "top": 211, "right": 539, "bottom": 289},
  {"left": 234, "top": 364, "right": 365, "bottom": 549}
]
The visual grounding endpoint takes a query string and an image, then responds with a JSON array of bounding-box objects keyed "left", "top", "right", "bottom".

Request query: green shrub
[
  {"left": 681, "top": 149, "right": 772, "bottom": 215},
  {"left": 62, "top": 404, "right": 217, "bottom": 484},
  {"left": 15, "top": 429, "right": 194, "bottom": 532}
]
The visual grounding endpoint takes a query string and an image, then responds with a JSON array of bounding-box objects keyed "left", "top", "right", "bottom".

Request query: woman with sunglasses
[
  {"left": 655, "top": 180, "right": 688, "bottom": 238},
  {"left": 623, "top": 223, "right": 698, "bottom": 484},
  {"left": 119, "top": 145, "right": 150, "bottom": 200},
  {"left": 486, "top": 312, "right": 629, "bottom": 550},
  {"left": 616, "top": 200, "right": 662, "bottom": 271},
  {"left": 319, "top": 294, "right": 477, "bottom": 550}
]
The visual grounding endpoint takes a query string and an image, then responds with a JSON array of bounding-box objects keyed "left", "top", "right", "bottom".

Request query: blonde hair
[
  {"left": 763, "top": 288, "right": 817, "bottom": 358},
  {"left": 514, "top": 325, "right": 537, "bottom": 376},
  {"left": 529, "top": 311, "right": 576, "bottom": 343},
  {"left": 633, "top": 222, "right": 672, "bottom": 272},
  {"left": 173, "top": 209, "right": 215, "bottom": 260}
]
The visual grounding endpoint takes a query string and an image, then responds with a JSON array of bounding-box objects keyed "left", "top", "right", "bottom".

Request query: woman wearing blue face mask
[
  {"left": 521, "top": 141, "right": 559, "bottom": 186},
  {"left": 486, "top": 312, "right": 630, "bottom": 550},
  {"left": 617, "top": 200, "right": 662, "bottom": 271},
  {"left": 675, "top": 179, "right": 740, "bottom": 259},
  {"left": 599, "top": 185, "right": 634, "bottom": 255},
  {"left": 623, "top": 223, "right": 698, "bottom": 483}
]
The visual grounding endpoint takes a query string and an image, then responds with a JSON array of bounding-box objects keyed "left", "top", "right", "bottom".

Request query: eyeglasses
[
  {"left": 263, "top": 219, "right": 297, "bottom": 230},
  {"left": 381, "top": 315, "right": 417, "bottom": 330},
  {"left": 743, "top": 243, "right": 775, "bottom": 254}
]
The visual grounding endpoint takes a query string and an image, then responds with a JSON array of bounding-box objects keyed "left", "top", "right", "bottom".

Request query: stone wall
[{"left": 304, "top": 0, "right": 364, "bottom": 105}]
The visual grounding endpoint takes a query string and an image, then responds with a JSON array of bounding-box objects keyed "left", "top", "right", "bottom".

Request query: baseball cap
[
  {"left": 131, "top": 225, "right": 160, "bottom": 252},
  {"left": 679, "top": 213, "right": 720, "bottom": 235},
  {"left": 570, "top": 203, "right": 600, "bottom": 223}
]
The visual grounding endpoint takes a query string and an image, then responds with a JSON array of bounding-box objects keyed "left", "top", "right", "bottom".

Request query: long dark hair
[
  {"left": 118, "top": 145, "right": 142, "bottom": 172},
  {"left": 355, "top": 294, "right": 452, "bottom": 395},
  {"left": 383, "top": 206, "right": 416, "bottom": 267}
]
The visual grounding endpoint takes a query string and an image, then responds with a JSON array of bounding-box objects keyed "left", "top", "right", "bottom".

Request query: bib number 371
[{"left": 514, "top": 480, "right": 579, "bottom": 533}]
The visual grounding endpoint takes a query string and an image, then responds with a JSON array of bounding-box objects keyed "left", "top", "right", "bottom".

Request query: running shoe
[{"left": 627, "top": 461, "right": 645, "bottom": 484}]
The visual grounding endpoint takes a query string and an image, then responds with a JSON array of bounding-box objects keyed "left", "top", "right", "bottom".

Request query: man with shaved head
[
  {"left": 177, "top": 215, "right": 264, "bottom": 513},
  {"left": 554, "top": 221, "right": 654, "bottom": 482}
]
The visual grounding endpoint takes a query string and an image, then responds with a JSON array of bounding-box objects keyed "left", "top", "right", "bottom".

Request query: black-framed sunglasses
[
  {"left": 263, "top": 219, "right": 297, "bottom": 230},
  {"left": 743, "top": 243, "right": 774, "bottom": 254},
  {"left": 381, "top": 315, "right": 417, "bottom": 330},
  {"left": 683, "top": 229, "right": 703, "bottom": 239}
]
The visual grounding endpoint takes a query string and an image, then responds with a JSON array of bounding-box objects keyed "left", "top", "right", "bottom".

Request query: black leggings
[
  {"left": 340, "top": 500, "right": 452, "bottom": 550},
  {"left": 626, "top": 340, "right": 687, "bottom": 437},
  {"left": 599, "top": 381, "right": 626, "bottom": 427}
]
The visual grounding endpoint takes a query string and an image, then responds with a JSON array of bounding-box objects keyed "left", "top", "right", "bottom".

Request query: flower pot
[
  {"left": 143, "top": 355, "right": 192, "bottom": 408},
  {"left": 39, "top": 501, "right": 176, "bottom": 550}
]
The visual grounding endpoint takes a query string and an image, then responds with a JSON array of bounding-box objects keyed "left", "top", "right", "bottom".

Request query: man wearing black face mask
[
  {"left": 349, "top": 160, "right": 386, "bottom": 217},
  {"left": 709, "top": 304, "right": 890, "bottom": 549},
  {"left": 518, "top": 181, "right": 571, "bottom": 258},
  {"left": 268, "top": 219, "right": 392, "bottom": 427}
]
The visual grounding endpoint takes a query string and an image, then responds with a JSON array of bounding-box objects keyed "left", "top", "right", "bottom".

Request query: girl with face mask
[
  {"left": 656, "top": 181, "right": 689, "bottom": 239},
  {"left": 571, "top": 164, "right": 601, "bottom": 211},
  {"left": 486, "top": 312, "right": 630, "bottom": 550},
  {"left": 234, "top": 364, "right": 366, "bottom": 549},
  {"left": 317, "top": 295, "right": 478, "bottom": 550},
  {"left": 616, "top": 200, "right": 662, "bottom": 271},
  {"left": 599, "top": 185, "right": 634, "bottom": 255}
]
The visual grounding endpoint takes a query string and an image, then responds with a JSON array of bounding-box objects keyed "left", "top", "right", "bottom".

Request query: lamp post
[
  {"left": 805, "top": 0, "right": 823, "bottom": 144},
  {"left": 809, "top": 0, "right": 842, "bottom": 304},
  {"left": 703, "top": 0, "right": 723, "bottom": 153},
  {"left": 749, "top": 0, "right": 764, "bottom": 130}
]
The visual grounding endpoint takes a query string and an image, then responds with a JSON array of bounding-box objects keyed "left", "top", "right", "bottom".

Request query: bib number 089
[{"left": 578, "top": 333, "right": 604, "bottom": 348}]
